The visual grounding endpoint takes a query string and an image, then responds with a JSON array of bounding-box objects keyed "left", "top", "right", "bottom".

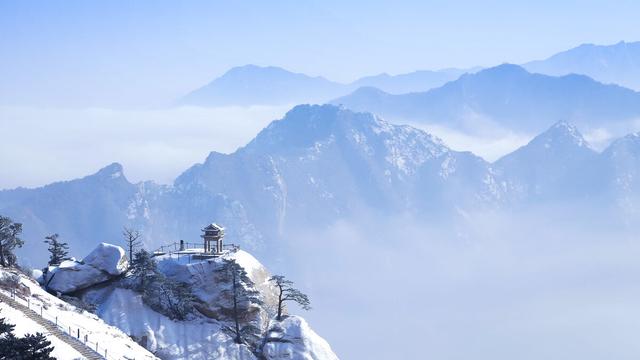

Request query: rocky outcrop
[
  {"left": 263, "top": 316, "right": 338, "bottom": 360},
  {"left": 43, "top": 243, "right": 128, "bottom": 294},
  {"left": 83, "top": 243, "right": 128, "bottom": 276}
]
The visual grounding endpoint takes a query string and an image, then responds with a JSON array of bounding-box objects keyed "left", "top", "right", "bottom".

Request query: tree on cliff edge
[
  {"left": 218, "top": 259, "right": 263, "bottom": 344},
  {"left": 0, "top": 215, "right": 23, "bottom": 267},
  {"left": 268, "top": 275, "right": 311, "bottom": 320},
  {"left": 44, "top": 233, "right": 69, "bottom": 266}
]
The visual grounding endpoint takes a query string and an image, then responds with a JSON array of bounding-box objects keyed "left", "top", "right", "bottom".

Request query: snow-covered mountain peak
[
  {"left": 528, "top": 120, "right": 591, "bottom": 150},
  {"left": 603, "top": 132, "right": 640, "bottom": 158}
]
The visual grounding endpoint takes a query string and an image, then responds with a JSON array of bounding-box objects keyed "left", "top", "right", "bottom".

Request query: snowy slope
[
  {"left": 0, "top": 268, "right": 157, "bottom": 360},
  {"left": 0, "top": 302, "right": 84, "bottom": 360},
  {"left": 98, "top": 287, "right": 255, "bottom": 360}
]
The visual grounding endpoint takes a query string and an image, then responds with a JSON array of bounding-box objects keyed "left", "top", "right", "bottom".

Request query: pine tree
[
  {"left": 43, "top": 233, "right": 69, "bottom": 267},
  {"left": 130, "top": 249, "right": 157, "bottom": 289},
  {"left": 0, "top": 316, "right": 15, "bottom": 336},
  {"left": 128, "top": 250, "right": 196, "bottom": 320},
  {"left": 17, "top": 333, "right": 55, "bottom": 360},
  {"left": 0, "top": 215, "right": 23, "bottom": 267},
  {"left": 155, "top": 277, "right": 196, "bottom": 320},
  {"left": 122, "top": 227, "right": 142, "bottom": 262},
  {"left": 0, "top": 316, "right": 55, "bottom": 360},
  {"left": 218, "top": 259, "right": 263, "bottom": 344},
  {"left": 269, "top": 275, "right": 311, "bottom": 320}
]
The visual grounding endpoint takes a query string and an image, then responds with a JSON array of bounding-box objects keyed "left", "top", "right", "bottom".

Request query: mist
[
  {"left": 0, "top": 105, "right": 290, "bottom": 189},
  {"left": 281, "top": 208, "right": 640, "bottom": 359}
]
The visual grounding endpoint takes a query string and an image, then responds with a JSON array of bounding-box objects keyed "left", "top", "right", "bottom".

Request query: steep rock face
[
  {"left": 78, "top": 247, "right": 338, "bottom": 360},
  {"left": 175, "top": 105, "right": 503, "bottom": 245},
  {"left": 98, "top": 287, "right": 257, "bottom": 360},
  {"left": 155, "top": 250, "right": 278, "bottom": 319}
]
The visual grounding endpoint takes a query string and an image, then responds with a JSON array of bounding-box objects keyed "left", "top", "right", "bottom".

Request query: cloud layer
[{"left": 0, "top": 105, "right": 291, "bottom": 189}]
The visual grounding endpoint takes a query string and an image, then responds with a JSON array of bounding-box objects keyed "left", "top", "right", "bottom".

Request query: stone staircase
[{"left": 0, "top": 292, "right": 104, "bottom": 360}]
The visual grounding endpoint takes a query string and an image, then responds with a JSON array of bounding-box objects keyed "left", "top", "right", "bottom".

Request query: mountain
[
  {"left": 1, "top": 105, "right": 503, "bottom": 266},
  {"left": 350, "top": 67, "right": 479, "bottom": 94},
  {"left": 8, "top": 106, "right": 640, "bottom": 359},
  {"left": 494, "top": 121, "right": 602, "bottom": 201},
  {"left": 180, "top": 65, "right": 345, "bottom": 106},
  {"left": 8, "top": 105, "right": 640, "bottom": 266},
  {"left": 524, "top": 41, "right": 640, "bottom": 91},
  {"left": 0, "top": 163, "right": 260, "bottom": 267},
  {"left": 173, "top": 104, "right": 502, "bottom": 248},
  {"left": 601, "top": 132, "right": 640, "bottom": 215},
  {"left": 179, "top": 65, "right": 477, "bottom": 106},
  {"left": 332, "top": 64, "right": 640, "bottom": 133},
  {"left": 0, "top": 163, "right": 138, "bottom": 262}
]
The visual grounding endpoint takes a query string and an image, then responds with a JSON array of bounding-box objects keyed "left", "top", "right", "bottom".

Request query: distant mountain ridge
[
  {"left": 179, "top": 64, "right": 345, "bottom": 106},
  {"left": 181, "top": 41, "right": 640, "bottom": 109},
  {"left": 332, "top": 63, "right": 640, "bottom": 133},
  {"left": 179, "top": 65, "right": 474, "bottom": 106},
  {"left": 524, "top": 41, "right": 640, "bottom": 91}
]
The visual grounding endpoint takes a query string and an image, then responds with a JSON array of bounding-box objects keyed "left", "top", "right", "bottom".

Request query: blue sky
[{"left": 2, "top": 0, "right": 640, "bottom": 107}]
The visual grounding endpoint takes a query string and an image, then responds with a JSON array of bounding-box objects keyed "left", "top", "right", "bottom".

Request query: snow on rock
[
  {"left": 83, "top": 242, "right": 129, "bottom": 275},
  {"left": 31, "top": 268, "right": 43, "bottom": 282},
  {"left": 155, "top": 250, "right": 278, "bottom": 319},
  {"left": 44, "top": 243, "right": 128, "bottom": 294},
  {"left": 98, "top": 287, "right": 257, "bottom": 360},
  {"left": 95, "top": 250, "right": 336, "bottom": 359},
  {"left": 228, "top": 250, "right": 276, "bottom": 300},
  {"left": 263, "top": 316, "right": 339, "bottom": 360},
  {"left": 45, "top": 260, "right": 112, "bottom": 294}
]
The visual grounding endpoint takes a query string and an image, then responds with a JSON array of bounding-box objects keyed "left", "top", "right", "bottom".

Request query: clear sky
[{"left": 2, "top": 0, "right": 640, "bottom": 107}]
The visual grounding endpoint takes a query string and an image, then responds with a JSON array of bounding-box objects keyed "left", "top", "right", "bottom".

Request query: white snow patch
[
  {"left": 83, "top": 243, "right": 129, "bottom": 276},
  {"left": 263, "top": 316, "right": 339, "bottom": 360},
  {"left": 0, "top": 302, "right": 84, "bottom": 360}
]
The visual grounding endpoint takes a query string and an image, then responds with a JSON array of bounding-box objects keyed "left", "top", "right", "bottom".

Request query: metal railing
[
  {"left": 0, "top": 287, "right": 135, "bottom": 360},
  {"left": 152, "top": 241, "right": 240, "bottom": 256}
]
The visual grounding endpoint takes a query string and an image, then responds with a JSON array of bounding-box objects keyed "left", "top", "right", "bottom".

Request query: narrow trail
[{"left": 0, "top": 291, "right": 104, "bottom": 360}]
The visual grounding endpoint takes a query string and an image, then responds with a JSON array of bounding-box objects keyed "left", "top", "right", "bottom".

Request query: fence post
[
  {"left": 77, "top": 328, "right": 80, "bottom": 339},
  {"left": 28, "top": 298, "right": 30, "bottom": 308},
  {"left": 55, "top": 316, "right": 57, "bottom": 326}
]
